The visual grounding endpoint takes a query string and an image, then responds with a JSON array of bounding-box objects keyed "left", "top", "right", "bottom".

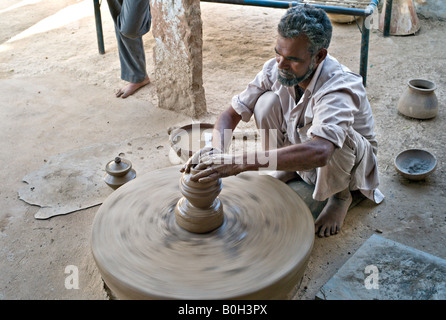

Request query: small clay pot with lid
[{"left": 104, "top": 157, "right": 136, "bottom": 189}]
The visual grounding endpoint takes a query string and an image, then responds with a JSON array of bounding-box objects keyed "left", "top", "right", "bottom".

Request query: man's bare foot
[
  {"left": 314, "top": 188, "right": 352, "bottom": 237},
  {"left": 116, "top": 77, "right": 150, "bottom": 98}
]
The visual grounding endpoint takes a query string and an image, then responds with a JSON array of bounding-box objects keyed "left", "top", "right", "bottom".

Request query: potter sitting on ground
[
  {"left": 181, "top": 5, "right": 384, "bottom": 237},
  {"left": 107, "top": 0, "right": 152, "bottom": 98}
]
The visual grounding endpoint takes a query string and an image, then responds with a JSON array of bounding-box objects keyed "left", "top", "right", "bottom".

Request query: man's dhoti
[{"left": 253, "top": 91, "right": 384, "bottom": 204}]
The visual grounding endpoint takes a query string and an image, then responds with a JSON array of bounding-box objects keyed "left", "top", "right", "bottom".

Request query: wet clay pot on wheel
[
  {"left": 179, "top": 168, "right": 222, "bottom": 208},
  {"left": 397, "top": 79, "right": 438, "bottom": 120},
  {"left": 175, "top": 168, "right": 224, "bottom": 234}
]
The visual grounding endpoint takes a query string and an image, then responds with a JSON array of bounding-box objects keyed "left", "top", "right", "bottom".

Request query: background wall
[{"left": 415, "top": 0, "right": 446, "bottom": 20}]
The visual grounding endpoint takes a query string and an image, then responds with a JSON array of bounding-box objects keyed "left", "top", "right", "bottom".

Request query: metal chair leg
[
  {"left": 359, "top": 17, "right": 370, "bottom": 87},
  {"left": 94, "top": 0, "right": 105, "bottom": 54}
]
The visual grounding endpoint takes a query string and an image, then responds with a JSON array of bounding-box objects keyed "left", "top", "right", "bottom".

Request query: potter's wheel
[{"left": 91, "top": 165, "right": 314, "bottom": 299}]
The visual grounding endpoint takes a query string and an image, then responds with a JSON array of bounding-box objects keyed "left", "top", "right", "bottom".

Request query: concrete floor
[{"left": 0, "top": 1, "right": 445, "bottom": 301}]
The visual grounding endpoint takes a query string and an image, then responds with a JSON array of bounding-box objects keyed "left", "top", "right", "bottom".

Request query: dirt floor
[{"left": 0, "top": 0, "right": 445, "bottom": 300}]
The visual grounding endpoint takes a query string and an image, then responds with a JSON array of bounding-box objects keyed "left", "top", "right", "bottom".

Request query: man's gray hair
[{"left": 278, "top": 5, "right": 332, "bottom": 55}]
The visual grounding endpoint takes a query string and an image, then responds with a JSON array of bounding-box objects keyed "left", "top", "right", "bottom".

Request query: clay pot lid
[{"left": 105, "top": 157, "right": 132, "bottom": 176}]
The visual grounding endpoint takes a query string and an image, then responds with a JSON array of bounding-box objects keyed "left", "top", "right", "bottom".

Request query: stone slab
[
  {"left": 151, "top": 0, "right": 207, "bottom": 117},
  {"left": 316, "top": 234, "right": 446, "bottom": 300},
  {"left": 415, "top": 0, "right": 446, "bottom": 21}
]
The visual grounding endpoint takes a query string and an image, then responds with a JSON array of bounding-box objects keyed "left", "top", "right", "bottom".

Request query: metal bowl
[{"left": 394, "top": 149, "right": 437, "bottom": 181}]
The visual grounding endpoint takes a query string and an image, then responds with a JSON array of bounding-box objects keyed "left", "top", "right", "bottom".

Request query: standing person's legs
[{"left": 107, "top": 0, "right": 151, "bottom": 98}]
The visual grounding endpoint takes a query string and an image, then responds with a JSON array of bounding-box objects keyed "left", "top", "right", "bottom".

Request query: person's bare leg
[
  {"left": 116, "top": 76, "right": 150, "bottom": 98},
  {"left": 269, "top": 170, "right": 299, "bottom": 183},
  {"left": 314, "top": 187, "right": 352, "bottom": 237}
]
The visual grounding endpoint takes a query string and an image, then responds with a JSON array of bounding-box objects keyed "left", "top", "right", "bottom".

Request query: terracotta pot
[{"left": 397, "top": 79, "right": 438, "bottom": 119}]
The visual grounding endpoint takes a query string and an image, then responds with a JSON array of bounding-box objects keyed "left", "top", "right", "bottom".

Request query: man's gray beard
[{"left": 278, "top": 59, "right": 315, "bottom": 87}]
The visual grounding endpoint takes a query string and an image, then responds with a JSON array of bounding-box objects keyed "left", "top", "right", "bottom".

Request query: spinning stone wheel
[{"left": 91, "top": 165, "right": 314, "bottom": 299}]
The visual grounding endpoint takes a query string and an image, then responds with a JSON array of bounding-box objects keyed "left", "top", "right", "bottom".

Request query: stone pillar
[{"left": 150, "top": 0, "right": 206, "bottom": 118}]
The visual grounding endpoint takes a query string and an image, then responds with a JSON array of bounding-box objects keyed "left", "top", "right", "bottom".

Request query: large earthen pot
[{"left": 397, "top": 78, "right": 438, "bottom": 120}]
